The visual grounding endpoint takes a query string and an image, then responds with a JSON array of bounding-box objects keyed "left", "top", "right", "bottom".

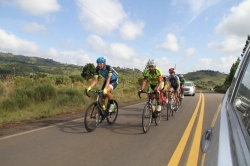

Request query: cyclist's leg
[
  {"left": 107, "top": 81, "right": 118, "bottom": 112},
  {"left": 154, "top": 85, "right": 162, "bottom": 112}
]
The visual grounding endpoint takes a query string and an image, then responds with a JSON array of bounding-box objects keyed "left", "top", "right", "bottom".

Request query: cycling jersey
[
  {"left": 143, "top": 67, "right": 163, "bottom": 85},
  {"left": 180, "top": 78, "right": 186, "bottom": 86},
  {"left": 167, "top": 75, "right": 180, "bottom": 87},
  {"left": 94, "top": 65, "right": 118, "bottom": 83}
]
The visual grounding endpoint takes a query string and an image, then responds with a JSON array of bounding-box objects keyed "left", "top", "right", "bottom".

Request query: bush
[
  {"left": 66, "top": 88, "right": 81, "bottom": 100},
  {"left": 14, "top": 76, "right": 33, "bottom": 88},
  {"left": 35, "top": 84, "right": 56, "bottom": 102},
  {"left": 1, "top": 99, "right": 15, "bottom": 111}
]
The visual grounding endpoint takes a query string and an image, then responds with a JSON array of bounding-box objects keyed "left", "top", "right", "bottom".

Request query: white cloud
[
  {"left": 45, "top": 47, "right": 59, "bottom": 58},
  {"left": 77, "top": 0, "right": 144, "bottom": 39},
  {"left": 208, "top": 36, "right": 243, "bottom": 54},
  {"left": 17, "top": 0, "right": 60, "bottom": 15},
  {"left": 210, "top": 0, "right": 250, "bottom": 55},
  {"left": 215, "top": 55, "right": 238, "bottom": 72},
  {"left": 0, "top": 28, "right": 39, "bottom": 55},
  {"left": 155, "top": 33, "right": 179, "bottom": 52},
  {"left": 171, "top": 0, "right": 220, "bottom": 24},
  {"left": 22, "top": 22, "right": 47, "bottom": 34},
  {"left": 86, "top": 34, "right": 136, "bottom": 60},
  {"left": 195, "top": 58, "right": 212, "bottom": 69},
  {"left": 1, "top": 0, "right": 60, "bottom": 15},
  {"left": 185, "top": 47, "right": 196, "bottom": 58},
  {"left": 215, "top": 0, "right": 250, "bottom": 37},
  {"left": 119, "top": 20, "right": 145, "bottom": 40}
]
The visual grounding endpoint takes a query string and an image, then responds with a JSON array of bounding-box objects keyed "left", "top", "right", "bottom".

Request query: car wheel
[{"left": 193, "top": 93, "right": 195, "bottom": 96}]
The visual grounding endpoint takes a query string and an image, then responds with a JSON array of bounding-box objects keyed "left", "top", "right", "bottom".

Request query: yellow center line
[
  {"left": 167, "top": 93, "right": 202, "bottom": 166},
  {"left": 186, "top": 93, "right": 205, "bottom": 165}
]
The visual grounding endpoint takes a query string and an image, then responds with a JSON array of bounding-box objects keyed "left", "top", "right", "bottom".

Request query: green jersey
[{"left": 143, "top": 67, "right": 163, "bottom": 85}]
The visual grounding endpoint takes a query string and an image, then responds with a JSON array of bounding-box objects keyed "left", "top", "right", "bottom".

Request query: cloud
[
  {"left": 210, "top": 0, "right": 250, "bottom": 55},
  {"left": 86, "top": 34, "right": 137, "bottom": 60},
  {"left": 155, "top": 33, "right": 179, "bottom": 52},
  {"left": 185, "top": 47, "right": 196, "bottom": 58},
  {"left": 22, "top": 22, "right": 47, "bottom": 34},
  {"left": 119, "top": 20, "right": 145, "bottom": 40},
  {"left": 195, "top": 58, "right": 212, "bottom": 69},
  {"left": 0, "top": 0, "right": 60, "bottom": 15},
  {"left": 0, "top": 28, "right": 39, "bottom": 55},
  {"left": 215, "top": 55, "right": 238, "bottom": 72},
  {"left": 215, "top": 0, "right": 250, "bottom": 37},
  {"left": 76, "top": 0, "right": 144, "bottom": 39},
  {"left": 171, "top": 0, "right": 220, "bottom": 25}
]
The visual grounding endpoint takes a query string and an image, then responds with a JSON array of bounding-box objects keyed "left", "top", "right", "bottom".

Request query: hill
[
  {"left": 183, "top": 70, "right": 227, "bottom": 89},
  {"left": 0, "top": 52, "right": 143, "bottom": 79}
]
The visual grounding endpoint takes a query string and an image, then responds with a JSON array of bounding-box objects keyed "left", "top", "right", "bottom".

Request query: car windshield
[{"left": 185, "top": 83, "right": 193, "bottom": 86}]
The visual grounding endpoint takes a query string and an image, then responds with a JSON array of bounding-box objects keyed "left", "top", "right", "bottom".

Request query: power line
[{"left": 75, "top": 0, "right": 157, "bottom": 57}]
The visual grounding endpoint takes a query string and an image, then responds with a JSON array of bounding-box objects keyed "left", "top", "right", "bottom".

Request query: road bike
[
  {"left": 138, "top": 90, "right": 162, "bottom": 133},
  {"left": 178, "top": 88, "right": 183, "bottom": 106},
  {"left": 84, "top": 89, "right": 118, "bottom": 132},
  {"left": 166, "top": 90, "right": 177, "bottom": 120}
]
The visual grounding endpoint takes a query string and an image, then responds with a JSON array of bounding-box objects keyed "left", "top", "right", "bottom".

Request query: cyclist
[
  {"left": 167, "top": 68, "right": 180, "bottom": 112},
  {"left": 179, "top": 74, "right": 186, "bottom": 99},
  {"left": 87, "top": 57, "right": 118, "bottom": 116},
  {"left": 139, "top": 59, "right": 163, "bottom": 114},
  {"left": 162, "top": 75, "right": 170, "bottom": 103}
]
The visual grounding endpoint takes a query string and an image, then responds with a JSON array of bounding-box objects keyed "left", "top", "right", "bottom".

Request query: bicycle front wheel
[
  {"left": 154, "top": 111, "right": 162, "bottom": 125},
  {"left": 84, "top": 102, "right": 99, "bottom": 132},
  {"left": 107, "top": 100, "right": 118, "bottom": 125},
  {"left": 142, "top": 104, "right": 152, "bottom": 133}
]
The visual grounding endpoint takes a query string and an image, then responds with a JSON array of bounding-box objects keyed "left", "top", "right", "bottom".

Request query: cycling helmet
[
  {"left": 147, "top": 59, "right": 156, "bottom": 66},
  {"left": 179, "top": 74, "right": 183, "bottom": 78},
  {"left": 169, "top": 68, "right": 175, "bottom": 72},
  {"left": 96, "top": 57, "right": 106, "bottom": 63}
]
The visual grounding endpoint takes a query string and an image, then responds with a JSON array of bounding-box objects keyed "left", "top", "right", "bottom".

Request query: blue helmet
[{"left": 96, "top": 57, "right": 106, "bottom": 63}]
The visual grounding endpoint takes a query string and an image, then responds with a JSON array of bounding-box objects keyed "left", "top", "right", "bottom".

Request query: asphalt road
[{"left": 0, "top": 91, "right": 224, "bottom": 166}]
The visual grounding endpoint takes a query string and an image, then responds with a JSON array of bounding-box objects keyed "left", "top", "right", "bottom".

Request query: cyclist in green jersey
[
  {"left": 139, "top": 59, "right": 163, "bottom": 113},
  {"left": 179, "top": 74, "right": 186, "bottom": 99}
]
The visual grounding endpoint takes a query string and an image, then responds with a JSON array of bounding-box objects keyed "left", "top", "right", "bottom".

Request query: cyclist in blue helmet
[{"left": 87, "top": 57, "right": 119, "bottom": 115}]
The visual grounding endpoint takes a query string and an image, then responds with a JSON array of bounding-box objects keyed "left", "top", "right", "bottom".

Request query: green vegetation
[
  {"left": 0, "top": 52, "right": 230, "bottom": 126},
  {"left": 184, "top": 70, "right": 227, "bottom": 90}
]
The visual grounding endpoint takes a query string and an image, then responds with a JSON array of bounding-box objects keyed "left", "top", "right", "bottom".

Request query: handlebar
[
  {"left": 138, "top": 90, "right": 160, "bottom": 98},
  {"left": 84, "top": 89, "right": 104, "bottom": 98}
]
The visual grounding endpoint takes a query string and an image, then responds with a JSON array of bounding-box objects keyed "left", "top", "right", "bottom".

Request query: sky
[{"left": 0, "top": 0, "right": 250, "bottom": 75}]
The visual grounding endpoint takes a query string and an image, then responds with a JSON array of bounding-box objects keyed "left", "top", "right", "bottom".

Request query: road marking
[
  {"left": 186, "top": 93, "right": 205, "bottom": 165},
  {"left": 167, "top": 93, "right": 202, "bottom": 166}
]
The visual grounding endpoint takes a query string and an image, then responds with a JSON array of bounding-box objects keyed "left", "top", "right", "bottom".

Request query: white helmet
[{"left": 147, "top": 59, "right": 156, "bottom": 66}]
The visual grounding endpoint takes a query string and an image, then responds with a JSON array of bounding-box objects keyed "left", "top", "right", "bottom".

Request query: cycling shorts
[{"left": 102, "top": 80, "right": 118, "bottom": 90}]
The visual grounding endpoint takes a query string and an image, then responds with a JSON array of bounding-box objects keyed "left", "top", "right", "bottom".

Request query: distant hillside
[
  {"left": 0, "top": 52, "right": 143, "bottom": 79},
  {"left": 183, "top": 70, "right": 227, "bottom": 89}
]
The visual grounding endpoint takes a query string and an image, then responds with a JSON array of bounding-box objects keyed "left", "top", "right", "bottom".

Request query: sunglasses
[{"left": 169, "top": 72, "right": 174, "bottom": 74}]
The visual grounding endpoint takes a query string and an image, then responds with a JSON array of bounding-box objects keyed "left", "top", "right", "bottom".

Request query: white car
[{"left": 184, "top": 81, "right": 195, "bottom": 96}]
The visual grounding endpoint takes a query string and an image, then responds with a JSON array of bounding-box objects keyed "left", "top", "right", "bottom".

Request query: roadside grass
[{"left": 0, "top": 80, "right": 145, "bottom": 126}]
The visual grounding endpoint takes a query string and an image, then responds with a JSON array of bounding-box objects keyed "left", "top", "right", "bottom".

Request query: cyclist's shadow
[{"left": 57, "top": 120, "right": 89, "bottom": 134}]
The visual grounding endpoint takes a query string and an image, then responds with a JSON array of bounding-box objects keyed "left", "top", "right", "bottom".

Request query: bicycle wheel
[
  {"left": 107, "top": 100, "right": 119, "bottom": 125},
  {"left": 154, "top": 110, "right": 162, "bottom": 125},
  {"left": 142, "top": 104, "right": 152, "bottom": 133},
  {"left": 84, "top": 102, "right": 99, "bottom": 132}
]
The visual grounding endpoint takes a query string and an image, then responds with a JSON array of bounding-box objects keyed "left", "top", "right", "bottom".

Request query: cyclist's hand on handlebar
[
  {"left": 87, "top": 87, "right": 91, "bottom": 92},
  {"left": 103, "top": 88, "right": 107, "bottom": 94}
]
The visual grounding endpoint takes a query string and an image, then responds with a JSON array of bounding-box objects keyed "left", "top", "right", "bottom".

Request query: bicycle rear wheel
[
  {"left": 107, "top": 100, "right": 118, "bottom": 125},
  {"left": 84, "top": 102, "right": 99, "bottom": 132},
  {"left": 142, "top": 104, "right": 152, "bottom": 133}
]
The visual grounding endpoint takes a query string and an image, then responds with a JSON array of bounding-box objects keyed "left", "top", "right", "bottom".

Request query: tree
[
  {"left": 241, "top": 34, "right": 250, "bottom": 57},
  {"left": 224, "top": 57, "right": 240, "bottom": 86},
  {"left": 81, "top": 63, "right": 95, "bottom": 81}
]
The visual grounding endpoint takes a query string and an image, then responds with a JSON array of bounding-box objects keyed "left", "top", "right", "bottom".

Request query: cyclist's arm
[
  {"left": 155, "top": 76, "right": 163, "bottom": 91},
  {"left": 89, "top": 75, "right": 98, "bottom": 88},
  {"left": 141, "top": 78, "right": 148, "bottom": 91}
]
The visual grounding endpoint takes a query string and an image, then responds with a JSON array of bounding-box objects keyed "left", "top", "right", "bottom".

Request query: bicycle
[
  {"left": 84, "top": 89, "right": 118, "bottom": 132},
  {"left": 178, "top": 88, "right": 183, "bottom": 106},
  {"left": 166, "top": 90, "right": 177, "bottom": 120},
  {"left": 138, "top": 90, "right": 162, "bottom": 133}
]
